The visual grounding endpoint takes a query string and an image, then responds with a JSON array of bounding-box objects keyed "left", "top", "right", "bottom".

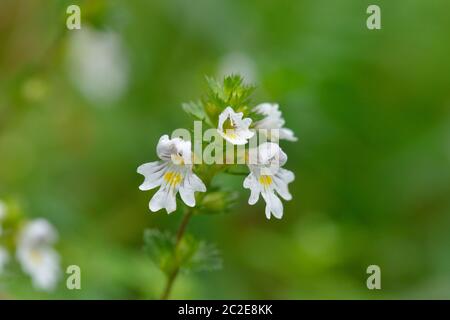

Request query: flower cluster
[
  {"left": 0, "top": 200, "right": 61, "bottom": 291},
  {"left": 138, "top": 75, "right": 296, "bottom": 219}
]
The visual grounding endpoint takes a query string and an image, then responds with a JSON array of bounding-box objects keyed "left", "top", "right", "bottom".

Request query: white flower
[
  {"left": 138, "top": 135, "right": 207, "bottom": 213},
  {"left": 253, "top": 103, "right": 297, "bottom": 141},
  {"left": 217, "top": 106, "right": 254, "bottom": 145},
  {"left": 67, "top": 27, "right": 129, "bottom": 105},
  {"left": 218, "top": 52, "right": 257, "bottom": 84},
  {"left": 243, "top": 142, "right": 294, "bottom": 219},
  {"left": 0, "top": 247, "right": 9, "bottom": 274},
  {"left": 17, "top": 219, "right": 61, "bottom": 291}
]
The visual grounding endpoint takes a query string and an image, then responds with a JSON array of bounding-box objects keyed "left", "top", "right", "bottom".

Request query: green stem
[
  {"left": 159, "top": 166, "right": 220, "bottom": 300},
  {"left": 160, "top": 209, "right": 193, "bottom": 300}
]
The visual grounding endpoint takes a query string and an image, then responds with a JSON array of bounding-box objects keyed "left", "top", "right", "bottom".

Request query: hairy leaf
[
  {"left": 179, "top": 236, "right": 222, "bottom": 273},
  {"left": 143, "top": 229, "right": 176, "bottom": 274}
]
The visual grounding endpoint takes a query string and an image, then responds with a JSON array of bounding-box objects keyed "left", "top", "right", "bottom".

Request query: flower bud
[{"left": 199, "top": 191, "right": 238, "bottom": 214}]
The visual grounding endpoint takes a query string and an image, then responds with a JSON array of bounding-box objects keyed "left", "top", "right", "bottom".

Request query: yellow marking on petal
[
  {"left": 259, "top": 175, "right": 273, "bottom": 187},
  {"left": 164, "top": 171, "right": 183, "bottom": 187},
  {"left": 30, "top": 250, "right": 43, "bottom": 264},
  {"left": 225, "top": 130, "right": 237, "bottom": 139}
]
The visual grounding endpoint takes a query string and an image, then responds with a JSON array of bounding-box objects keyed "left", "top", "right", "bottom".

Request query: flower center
[
  {"left": 30, "top": 249, "right": 43, "bottom": 265},
  {"left": 259, "top": 175, "right": 273, "bottom": 187},
  {"left": 222, "top": 117, "right": 235, "bottom": 131},
  {"left": 223, "top": 119, "right": 238, "bottom": 139},
  {"left": 171, "top": 153, "right": 185, "bottom": 165},
  {"left": 164, "top": 171, "right": 183, "bottom": 187}
]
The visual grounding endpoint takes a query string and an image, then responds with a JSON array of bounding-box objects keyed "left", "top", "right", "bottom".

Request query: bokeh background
[{"left": 1, "top": 0, "right": 450, "bottom": 299}]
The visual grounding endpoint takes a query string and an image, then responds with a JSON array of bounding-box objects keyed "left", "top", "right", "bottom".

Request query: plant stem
[
  {"left": 160, "top": 209, "right": 193, "bottom": 300},
  {"left": 175, "top": 210, "right": 193, "bottom": 245}
]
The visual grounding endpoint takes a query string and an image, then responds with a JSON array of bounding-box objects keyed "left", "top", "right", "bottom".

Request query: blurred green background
[{"left": 1, "top": 0, "right": 449, "bottom": 299}]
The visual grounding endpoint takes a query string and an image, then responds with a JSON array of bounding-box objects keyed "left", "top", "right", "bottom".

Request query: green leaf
[
  {"left": 143, "top": 229, "right": 222, "bottom": 275},
  {"left": 182, "top": 101, "right": 206, "bottom": 120},
  {"left": 143, "top": 229, "right": 176, "bottom": 275},
  {"left": 205, "top": 77, "right": 224, "bottom": 100},
  {"left": 178, "top": 236, "right": 222, "bottom": 273},
  {"left": 203, "top": 74, "right": 255, "bottom": 124}
]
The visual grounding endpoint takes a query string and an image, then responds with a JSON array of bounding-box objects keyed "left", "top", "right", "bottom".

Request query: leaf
[
  {"left": 143, "top": 229, "right": 222, "bottom": 275},
  {"left": 182, "top": 101, "right": 206, "bottom": 120},
  {"left": 143, "top": 229, "right": 176, "bottom": 275},
  {"left": 204, "top": 74, "right": 255, "bottom": 115},
  {"left": 205, "top": 77, "right": 224, "bottom": 100},
  {"left": 179, "top": 236, "right": 222, "bottom": 273},
  {"left": 188, "top": 241, "right": 222, "bottom": 272}
]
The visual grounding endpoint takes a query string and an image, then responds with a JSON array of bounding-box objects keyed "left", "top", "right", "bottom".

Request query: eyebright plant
[
  {"left": 0, "top": 199, "right": 61, "bottom": 292},
  {"left": 138, "top": 75, "right": 296, "bottom": 299}
]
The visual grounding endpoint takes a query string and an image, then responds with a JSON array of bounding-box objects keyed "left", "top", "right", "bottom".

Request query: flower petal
[
  {"left": 280, "top": 128, "right": 298, "bottom": 141},
  {"left": 273, "top": 176, "right": 292, "bottom": 201},
  {"left": 257, "top": 142, "right": 287, "bottom": 168},
  {"left": 156, "top": 135, "right": 173, "bottom": 161},
  {"left": 278, "top": 168, "right": 295, "bottom": 184},
  {"left": 179, "top": 172, "right": 206, "bottom": 207},
  {"left": 262, "top": 191, "right": 283, "bottom": 219},
  {"left": 137, "top": 161, "right": 167, "bottom": 190},
  {"left": 19, "top": 219, "right": 58, "bottom": 247},
  {"left": 252, "top": 103, "right": 297, "bottom": 142},
  {"left": 149, "top": 187, "right": 177, "bottom": 213},
  {"left": 190, "top": 173, "right": 207, "bottom": 192},
  {"left": 16, "top": 246, "right": 60, "bottom": 292},
  {"left": 243, "top": 173, "right": 260, "bottom": 205},
  {"left": 219, "top": 131, "right": 249, "bottom": 145},
  {"left": 217, "top": 106, "right": 253, "bottom": 145},
  {"left": 179, "top": 187, "right": 195, "bottom": 207}
]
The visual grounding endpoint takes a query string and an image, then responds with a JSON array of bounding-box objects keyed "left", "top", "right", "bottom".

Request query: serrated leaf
[
  {"left": 204, "top": 74, "right": 255, "bottom": 114},
  {"left": 143, "top": 229, "right": 176, "bottom": 274},
  {"left": 182, "top": 101, "right": 205, "bottom": 120},
  {"left": 205, "top": 76, "right": 224, "bottom": 100},
  {"left": 187, "top": 241, "right": 222, "bottom": 272},
  {"left": 179, "top": 237, "right": 222, "bottom": 273},
  {"left": 143, "top": 229, "right": 222, "bottom": 275}
]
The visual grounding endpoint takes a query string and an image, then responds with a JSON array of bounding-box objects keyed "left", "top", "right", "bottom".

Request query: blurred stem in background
[{"left": 160, "top": 209, "right": 193, "bottom": 300}]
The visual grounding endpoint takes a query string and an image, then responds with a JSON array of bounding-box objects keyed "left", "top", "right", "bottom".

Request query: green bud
[{"left": 198, "top": 191, "right": 238, "bottom": 214}]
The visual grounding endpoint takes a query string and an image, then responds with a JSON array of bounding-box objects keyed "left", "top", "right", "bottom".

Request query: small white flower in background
[
  {"left": 17, "top": 219, "right": 61, "bottom": 291},
  {"left": 217, "top": 107, "right": 254, "bottom": 145},
  {"left": 66, "top": 27, "right": 129, "bottom": 105},
  {"left": 244, "top": 142, "right": 294, "bottom": 219},
  {"left": 218, "top": 52, "right": 257, "bottom": 84},
  {"left": 253, "top": 103, "right": 297, "bottom": 142},
  {"left": 138, "top": 135, "right": 207, "bottom": 214}
]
